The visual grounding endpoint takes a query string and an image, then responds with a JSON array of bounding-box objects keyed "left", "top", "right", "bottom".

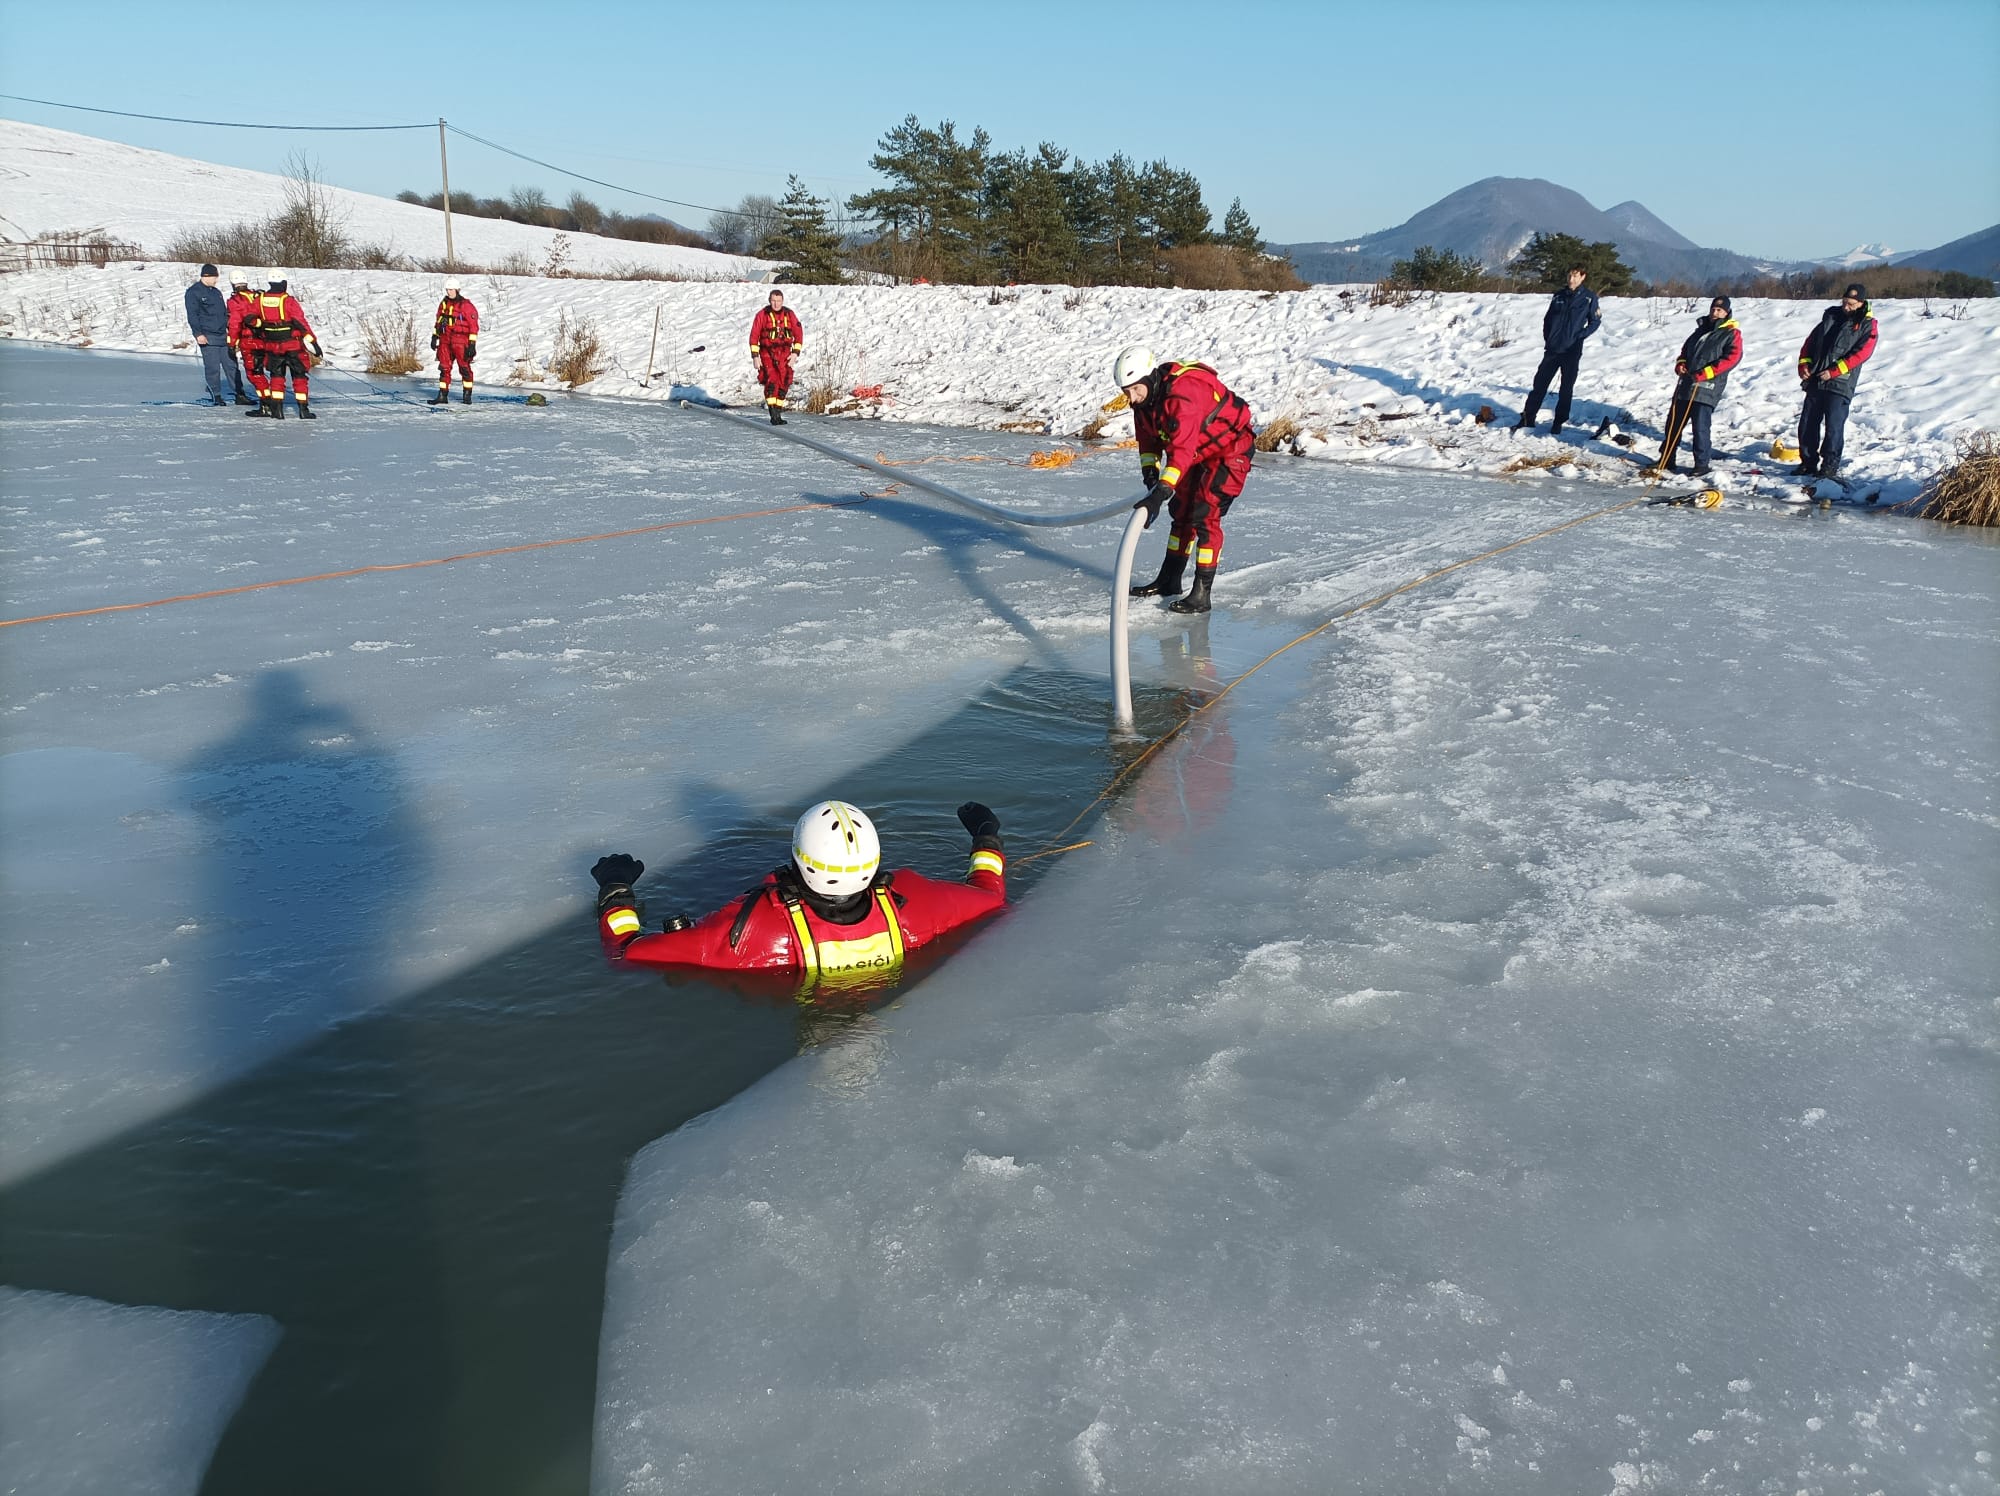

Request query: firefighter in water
[
  {"left": 243, "top": 270, "right": 322, "bottom": 419},
  {"left": 223, "top": 269, "right": 259, "bottom": 405},
  {"left": 429, "top": 277, "right": 479, "bottom": 405},
  {"left": 749, "top": 288, "right": 803, "bottom": 424},
  {"left": 591, "top": 799, "right": 1005, "bottom": 994},
  {"left": 1116, "top": 345, "right": 1256, "bottom": 614}
]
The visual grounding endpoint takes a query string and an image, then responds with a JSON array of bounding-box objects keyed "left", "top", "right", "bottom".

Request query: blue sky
[{"left": 1, "top": 0, "right": 1994, "bottom": 260}]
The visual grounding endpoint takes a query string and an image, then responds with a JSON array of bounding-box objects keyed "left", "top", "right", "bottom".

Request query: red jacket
[
  {"left": 601, "top": 852, "right": 1003, "bottom": 995},
  {"left": 1132, "top": 362, "right": 1254, "bottom": 489},
  {"left": 226, "top": 288, "right": 258, "bottom": 349},
  {"left": 243, "top": 292, "right": 315, "bottom": 353},
  {"left": 434, "top": 296, "right": 480, "bottom": 342},
  {"left": 750, "top": 305, "right": 802, "bottom": 357}
]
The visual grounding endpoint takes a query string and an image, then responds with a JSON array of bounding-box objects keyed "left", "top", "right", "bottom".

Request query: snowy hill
[
  {"left": 1816, "top": 243, "right": 1898, "bottom": 270},
  {"left": 0, "top": 118, "right": 773, "bottom": 280}
]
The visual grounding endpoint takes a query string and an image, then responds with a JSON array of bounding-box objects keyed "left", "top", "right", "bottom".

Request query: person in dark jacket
[
  {"left": 1514, "top": 266, "right": 1602, "bottom": 437},
  {"left": 1794, "top": 282, "right": 1879, "bottom": 479},
  {"left": 1652, "top": 296, "right": 1743, "bottom": 478},
  {"left": 183, "top": 264, "right": 235, "bottom": 406}
]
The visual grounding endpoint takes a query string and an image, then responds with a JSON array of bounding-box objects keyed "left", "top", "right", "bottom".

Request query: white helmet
[
  {"left": 792, "top": 800, "right": 881, "bottom": 898},
  {"left": 1112, "top": 344, "right": 1158, "bottom": 391},
  {"left": 264, "top": 269, "right": 288, "bottom": 286},
  {"left": 228, "top": 269, "right": 249, "bottom": 287},
  {"left": 443, "top": 277, "right": 460, "bottom": 294}
]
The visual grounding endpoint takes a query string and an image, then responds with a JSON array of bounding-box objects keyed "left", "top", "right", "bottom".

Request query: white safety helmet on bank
[
  {"left": 792, "top": 800, "right": 881, "bottom": 898},
  {"left": 1112, "top": 344, "right": 1158, "bottom": 392},
  {"left": 264, "top": 269, "right": 289, "bottom": 287},
  {"left": 228, "top": 269, "right": 250, "bottom": 287},
  {"left": 443, "top": 277, "right": 460, "bottom": 294}
]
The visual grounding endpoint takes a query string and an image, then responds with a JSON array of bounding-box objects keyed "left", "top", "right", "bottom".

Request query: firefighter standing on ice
[
  {"left": 429, "top": 278, "right": 479, "bottom": 405},
  {"left": 224, "top": 270, "right": 258, "bottom": 405},
  {"left": 242, "top": 271, "right": 322, "bottom": 419},
  {"left": 590, "top": 800, "right": 1005, "bottom": 994},
  {"left": 1117, "top": 346, "right": 1256, "bottom": 614},
  {"left": 749, "top": 288, "right": 802, "bottom": 424}
]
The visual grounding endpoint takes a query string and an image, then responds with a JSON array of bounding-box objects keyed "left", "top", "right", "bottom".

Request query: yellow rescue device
[{"left": 1694, "top": 489, "right": 1724, "bottom": 509}]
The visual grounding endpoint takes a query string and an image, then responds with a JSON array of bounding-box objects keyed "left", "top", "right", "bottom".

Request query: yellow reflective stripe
[
  {"left": 1195, "top": 547, "right": 1215, "bottom": 565},
  {"left": 1166, "top": 535, "right": 1185, "bottom": 553},
  {"left": 605, "top": 909, "right": 641, "bottom": 937},
  {"left": 784, "top": 900, "right": 820, "bottom": 987},
  {"left": 876, "top": 890, "right": 905, "bottom": 963},
  {"left": 1835, "top": 359, "right": 1849, "bottom": 375},
  {"left": 1140, "top": 451, "right": 1161, "bottom": 462},
  {"left": 969, "top": 849, "right": 1003, "bottom": 877},
  {"left": 1702, "top": 365, "right": 1716, "bottom": 379},
  {"left": 1161, "top": 465, "right": 1183, "bottom": 486}
]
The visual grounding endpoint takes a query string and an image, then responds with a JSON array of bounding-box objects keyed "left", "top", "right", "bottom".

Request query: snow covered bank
[
  {"left": 7, "top": 258, "right": 1998, "bottom": 510},
  {"left": 0, "top": 119, "right": 771, "bottom": 280}
]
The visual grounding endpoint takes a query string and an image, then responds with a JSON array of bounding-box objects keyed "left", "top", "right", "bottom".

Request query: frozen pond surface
[{"left": 1, "top": 345, "right": 1994, "bottom": 1494}]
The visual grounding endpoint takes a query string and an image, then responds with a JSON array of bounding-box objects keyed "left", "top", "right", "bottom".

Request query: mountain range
[{"left": 1271, "top": 177, "right": 1997, "bottom": 286}]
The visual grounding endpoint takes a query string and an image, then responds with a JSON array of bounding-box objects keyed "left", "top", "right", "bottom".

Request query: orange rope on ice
[
  {"left": 1031, "top": 494, "right": 1650, "bottom": 857},
  {"left": 0, "top": 496, "right": 877, "bottom": 630}
]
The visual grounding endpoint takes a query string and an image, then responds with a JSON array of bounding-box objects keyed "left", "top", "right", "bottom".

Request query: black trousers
[{"left": 1521, "top": 344, "right": 1583, "bottom": 429}]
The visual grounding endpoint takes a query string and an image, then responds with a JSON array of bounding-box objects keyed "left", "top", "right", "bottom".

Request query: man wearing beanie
[
  {"left": 1794, "top": 282, "right": 1879, "bottom": 480},
  {"left": 183, "top": 264, "right": 233, "bottom": 406},
  {"left": 1652, "top": 295, "right": 1742, "bottom": 479}
]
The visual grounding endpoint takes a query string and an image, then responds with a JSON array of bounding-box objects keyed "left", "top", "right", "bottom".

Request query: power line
[
  {"left": 0, "top": 94, "right": 789, "bottom": 225},
  {"left": 444, "top": 124, "right": 750, "bottom": 221},
  {"left": 0, "top": 93, "right": 432, "bottom": 131}
]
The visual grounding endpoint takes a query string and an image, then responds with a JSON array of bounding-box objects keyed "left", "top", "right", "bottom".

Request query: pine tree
[
  {"left": 1221, "top": 198, "right": 1262, "bottom": 254},
  {"left": 847, "top": 116, "right": 991, "bottom": 282},
  {"left": 1510, "top": 231, "right": 1634, "bottom": 294},
  {"left": 987, "top": 144, "right": 1077, "bottom": 284},
  {"left": 759, "top": 176, "right": 845, "bottom": 283}
]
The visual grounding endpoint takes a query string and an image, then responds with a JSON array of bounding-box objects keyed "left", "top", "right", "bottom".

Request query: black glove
[
  {"left": 464, "top": 344, "right": 475, "bottom": 364},
  {"left": 430, "top": 333, "right": 440, "bottom": 351},
  {"left": 591, "top": 853, "right": 644, "bottom": 896},
  {"left": 1135, "top": 480, "right": 1174, "bottom": 528},
  {"left": 957, "top": 801, "right": 1003, "bottom": 853}
]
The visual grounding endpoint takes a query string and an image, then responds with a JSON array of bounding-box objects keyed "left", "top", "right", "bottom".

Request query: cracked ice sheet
[
  {"left": 0, "top": 1287, "right": 279, "bottom": 1496},
  {"left": 594, "top": 498, "right": 1998, "bottom": 1493}
]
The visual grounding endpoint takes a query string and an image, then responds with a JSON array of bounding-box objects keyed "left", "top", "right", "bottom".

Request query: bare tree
[
  {"left": 707, "top": 193, "right": 780, "bottom": 255},
  {"left": 273, "top": 151, "right": 352, "bottom": 269}
]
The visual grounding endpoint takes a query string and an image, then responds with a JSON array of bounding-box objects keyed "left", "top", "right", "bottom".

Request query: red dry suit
[
  {"left": 1132, "top": 361, "right": 1255, "bottom": 575},
  {"left": 600, "top": 850, "right": 1005, "bottom": 996},
  {"left": 749, "top": 302, "right": 803, "bottom": 410},
  {"left": 243, "top": 290, "right": 318, "bottom": 407},
  {"left": 434, "top": 294, "right": 479, "bottom": 395},
  {"left": 227, "top": 287, "right": 264, "bottom": 396}
]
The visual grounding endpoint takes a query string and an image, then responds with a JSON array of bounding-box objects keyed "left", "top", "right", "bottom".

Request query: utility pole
[{"left": 438, "top": 118, "right": 455, "bottom": 269}]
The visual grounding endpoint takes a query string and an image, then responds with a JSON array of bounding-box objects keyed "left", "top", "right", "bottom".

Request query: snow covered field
[
  {"left": 5, "top": 119, "right": 1995, "bottom": 513},
  {"left": 0, "top": 119, "right": 771, "bottom": 279},
  {"left": 2, "top": 343, "right": 1993, "bottom": 1494}
]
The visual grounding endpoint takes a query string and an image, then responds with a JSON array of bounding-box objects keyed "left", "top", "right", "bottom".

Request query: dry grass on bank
[
  {"left": 1254, "top": 414, "right": 1303, "bottom": 452},
  {"left": 548, "top": 310, "right": 606, "bottom": 387},
  {"left": 1919, "top": 431, "right": 2000, "bottom": 526},
  {"left": 359, "top": 310, "right": 423, "bottom": 376}
]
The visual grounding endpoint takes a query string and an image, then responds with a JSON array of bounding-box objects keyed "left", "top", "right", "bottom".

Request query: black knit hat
[
  {"left": 1844, "top": 282, "right": 1866, "bottom": 301},
  {"left": 199, "top": 263, "right": 218, "bottom": 277},
  {"left": 1710, "top": 294, "right": 1732, "bottom": 315}
]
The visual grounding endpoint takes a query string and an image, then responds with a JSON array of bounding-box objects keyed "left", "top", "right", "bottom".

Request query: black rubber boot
[
  {"left": 244, "top": 400, "right": 267, "bottom": 416},
  {"left": 1168, "top": 570, "right": 1214, "bottom": 614},
  {"left": 768, "top": 404, "right": 786, "bottom": 426},
  {"left": 234, "top": 392, "right": 256, "bottom": 406},
  {"left": 1130, "top": 555, "right": 1188, "bottom": 598},
  {"left": 297, "top": 401, "right": 316, "bottom": 419},
  {"left": 269, "top": 398, "right": 286, "bottom": 421},
  {"left": 428, "top": 389, "right": 449, "bottom": 406},
  {"left": 461, "top": 386, "right": 472, "bottom": 405}
]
